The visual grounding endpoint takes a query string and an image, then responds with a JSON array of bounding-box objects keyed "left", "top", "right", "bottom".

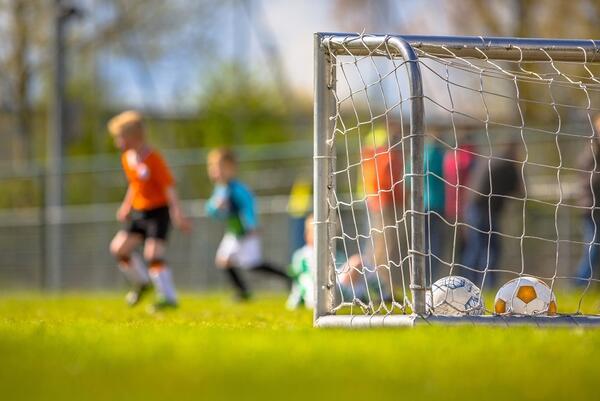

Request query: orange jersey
[
  {"left": 361, "top": 146, "right": 404, "bottom": 211},
  {"left": 121, "top": 148, "right": 174, "bottom": 211}
]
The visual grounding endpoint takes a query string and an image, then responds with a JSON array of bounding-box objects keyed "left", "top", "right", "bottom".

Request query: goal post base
[
  {"left": 315, "top": 314, "right": 600, "bottom": 328},
  {"left": 315, "top": 314, "right": 418, "bottom": 328}
]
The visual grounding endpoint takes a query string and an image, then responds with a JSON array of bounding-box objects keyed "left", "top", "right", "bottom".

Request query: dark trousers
[
  {"left": 425, "top": 212, "right": 445, "bottom": 284},
  {"left": 576, "top": 214, "right": 600, "bottom": 284},
  {"left": 461, "top": 207, "right": 500, "bottom": 287}
]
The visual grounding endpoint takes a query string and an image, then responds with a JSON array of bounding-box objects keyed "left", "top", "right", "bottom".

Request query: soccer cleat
[
  {"left": 125, "top": 284, "right": 151, "bottom": 307},
  {"left": 147, "top": 298, "right": 178, "bottom": 314},
  {"left": 233, "top": 291, "right": 252, "bottom": 303}
]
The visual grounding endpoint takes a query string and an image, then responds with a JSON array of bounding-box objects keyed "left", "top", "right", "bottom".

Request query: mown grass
[{"left": 0, "top": 292, "right": 598, "bottom": 401}]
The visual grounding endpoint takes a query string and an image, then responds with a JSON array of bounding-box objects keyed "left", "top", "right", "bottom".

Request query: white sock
[
  {"left": 118, "top": 253, "right": 150, "bottom": 287},
  {"left": 286, "top": 283, "right": 303, "bottom": 310},
  {"left": 300, "top": 275, "right": 315, "bottom": 309},
  {"left": 149, "top": 266, "right": 177, "bottom": 303}
]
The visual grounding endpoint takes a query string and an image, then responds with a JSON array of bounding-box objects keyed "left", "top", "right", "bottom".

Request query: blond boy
[{"left": 108, "top": 111, "right": 190, "bottom": 311}]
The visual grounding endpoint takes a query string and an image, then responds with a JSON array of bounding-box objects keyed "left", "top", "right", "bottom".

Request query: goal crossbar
[{"left": 320, "top": 33, "right": 600, "bottom": 61}]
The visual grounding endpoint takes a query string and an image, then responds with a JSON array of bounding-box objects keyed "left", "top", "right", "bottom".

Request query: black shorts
[{"left": 127, "top": 206, "right": 171, "bottom": 240}]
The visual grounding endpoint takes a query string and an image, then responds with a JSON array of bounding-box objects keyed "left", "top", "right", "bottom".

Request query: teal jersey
[
  {"left": 206, "top": 180, "right": 258, "bottom": 237},
  {"left": 424, "top": 143, "right": 445, "bottom": 213}
]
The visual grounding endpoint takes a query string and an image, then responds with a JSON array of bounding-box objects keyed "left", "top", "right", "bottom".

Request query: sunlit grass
[{"left": 0, "top": 292, "right": 598, "bottom": 401}]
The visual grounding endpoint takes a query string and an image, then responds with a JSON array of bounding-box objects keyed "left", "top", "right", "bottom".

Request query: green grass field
[{"left": 0, "top": 292, "right": 599, "bottom": 401}]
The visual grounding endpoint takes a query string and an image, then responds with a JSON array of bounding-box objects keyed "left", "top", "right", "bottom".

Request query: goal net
[{"left": 314, "top": 34, "right": 600, "bottom": 327}]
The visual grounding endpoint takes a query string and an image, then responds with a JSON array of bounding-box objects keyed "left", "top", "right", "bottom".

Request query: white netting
[{"left": 324, "top": 35, "right": 600, "bottom": 317}]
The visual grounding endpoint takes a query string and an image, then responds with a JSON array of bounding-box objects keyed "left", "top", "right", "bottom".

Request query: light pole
[{"left": 44, "top": 0, "right": 81, "bottom": 290}]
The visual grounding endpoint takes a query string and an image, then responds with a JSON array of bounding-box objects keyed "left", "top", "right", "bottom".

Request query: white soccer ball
[
  {"left": 426, "top": 276, "right": 485, "bottom": 316},
  {"left": 494, "top": 276, "right": 557, "bottom": 316}
]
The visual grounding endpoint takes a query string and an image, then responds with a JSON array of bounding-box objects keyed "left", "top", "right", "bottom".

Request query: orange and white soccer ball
[{"left": 494, "top": 276, "right": 557, "bottom": 316}]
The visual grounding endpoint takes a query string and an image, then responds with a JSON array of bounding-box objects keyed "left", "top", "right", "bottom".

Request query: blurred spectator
[
  {"left": 336, "top": 253, "right": 370, "bottom": 304},
  {"left": 461, "top": 141, "right": 523, "bottom": 287},
  {"left": 443, "top": 134, "right": 476, "bottom": 259},
  {"left": 287, "top": 176, "right": 312, "bottom": 258},
  {"left": 575, "top": 114, "right": 600, "bottom": 285},
  {"left": 359, "top": 122, "right": 403, "bottom": 299},
  {"left": 423, "top": 133, "right": 446, "bottom": 282}
]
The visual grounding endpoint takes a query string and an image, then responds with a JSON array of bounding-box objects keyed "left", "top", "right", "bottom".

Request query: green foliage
[
  {"left": 195, "top": 63, "right": 292, "bottom": 147},
  {"left": 0, "top": 62, "right": 308, "bottom": 208},
  {"left": 0, "top": 293, "right": 599, "bottom": 401},
  {"left": 63, "top": 62, "right": 303, "bottom": 152}
]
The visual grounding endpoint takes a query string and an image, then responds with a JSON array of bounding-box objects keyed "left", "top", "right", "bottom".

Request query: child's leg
[
  {"left": 224, "top": 266, "right": 251, "bottom": 300},
  {"left": 299, "top": 274, "right": 315, "bottom": 309},
  {"left": 216, "top": 234, "right": 252, "bottom": 299},
  {"left": 109, "top": 231, "right": 148, "bottom": 287},
  {"left": 286, "top": 282, "right": 303, "bottom": 309},
  {"left": 144, "top": 238, "right": 177, "bottom": 305},
  {"left": 237, "top": 234, "right": 290, "bottom": 284},
  {"left": 251, "top": 262, "right": 290, "bottom": 282}
]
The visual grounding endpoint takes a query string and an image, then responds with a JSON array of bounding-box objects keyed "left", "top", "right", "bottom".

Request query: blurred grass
[{"left": 0, "top": 292, "right": 599, "bottom": 401}]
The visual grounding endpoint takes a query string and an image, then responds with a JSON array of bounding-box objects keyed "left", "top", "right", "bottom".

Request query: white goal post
[{"left": 314, "top": 33, "right": 600, "bottom": 327}]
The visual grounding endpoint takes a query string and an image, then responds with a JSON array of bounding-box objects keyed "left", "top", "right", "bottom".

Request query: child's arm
[
  {"left": 205, "top": 187, "right": 229, "bottom": 219},
  {"left": 116, "top": 186, "right": 134, "bottom": 222},
  {"left": 166, "top": 186, "right": 192, "bottom": 233}
]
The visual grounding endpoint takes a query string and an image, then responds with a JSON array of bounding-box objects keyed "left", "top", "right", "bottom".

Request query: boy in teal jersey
[{"left": 206, "top": 148, "right": 290, "bottom": 301}]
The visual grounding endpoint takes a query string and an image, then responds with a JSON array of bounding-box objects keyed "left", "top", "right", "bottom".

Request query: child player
[
  {"left": 108, "top": 111, "right": 191, "bottom": 311},
  {"left": 206, "top": 148, "right": 290, "bottom": 301},
  {"left": 285, "top": 213, "right": 374, "bottom": 309},
  {"left": 287, "top": 214, "right": 314, "bottom": 309}
]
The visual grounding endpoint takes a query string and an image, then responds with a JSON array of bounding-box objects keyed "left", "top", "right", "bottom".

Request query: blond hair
[
  {"left": 207, "top": 147, "right": 237, "bottom": 165},
  {"left": 107, "top": 110, "right": 144, "bottom": 138},
  {"left": 304, "top": 213, "right": 314, "bottom": 232}
]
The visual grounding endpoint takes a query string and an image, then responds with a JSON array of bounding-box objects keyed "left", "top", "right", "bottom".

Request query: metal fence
[
  {"left": 0, "top": 197, "right": 293, "bottom": 291},
  {"left": 0, "top": 141, "right": 313, "bottom": 291},
  {"left": 0, "top": 128, "right": 591, "bottom": 293}
]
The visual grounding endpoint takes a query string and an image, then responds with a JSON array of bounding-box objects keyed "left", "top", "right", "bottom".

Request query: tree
[
  {"left": 0, "top": 0, "right": 46, "bottom": 162},
  {"left": 0, "top": 0, "right": 219, "bottom": 163},
  {"left": 446, "top": 0, "right": 600, "bottom": 123},
  {"left": 331, "top": 0, "right": 600, "bottom": 124},
  {"left": 196, "top": 63, "right": 291, "bottom": 147}
]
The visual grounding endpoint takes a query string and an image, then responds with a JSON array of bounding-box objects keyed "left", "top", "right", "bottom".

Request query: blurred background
[{"left": 2, "top": 0, "right": 600, "bottom": 291}]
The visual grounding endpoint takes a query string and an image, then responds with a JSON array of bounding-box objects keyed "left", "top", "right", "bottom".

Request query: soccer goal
[{"left": 314, "top": 33, "right": 600, "bottom": 327}]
